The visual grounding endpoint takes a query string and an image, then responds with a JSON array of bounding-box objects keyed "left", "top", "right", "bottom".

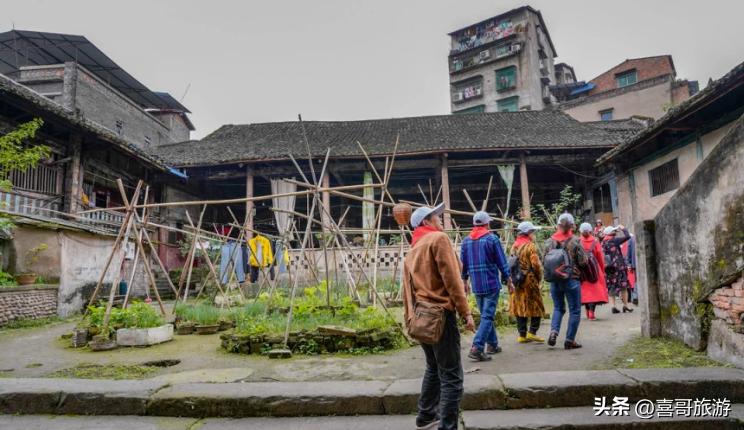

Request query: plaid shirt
[{"left": 460, "top": 233, "right": 510, "bottom": 295}]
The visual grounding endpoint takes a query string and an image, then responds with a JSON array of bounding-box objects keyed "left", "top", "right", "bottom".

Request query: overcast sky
[{"left": 5, "top": 0, "right": 744, "bottom": 139}]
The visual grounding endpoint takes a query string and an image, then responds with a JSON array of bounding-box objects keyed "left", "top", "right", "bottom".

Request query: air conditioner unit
[
  {"left": 511, "top": 44, "right": 521, "bottom": 53},
  {"left": 479, "top": 50, "right": 490, "bottom": 60},
  {"left": 452, "top": 92, "right": 463, "bottom": 102},
  {"left": 475, "top": 87, "right": 483, "bottom": 96}
]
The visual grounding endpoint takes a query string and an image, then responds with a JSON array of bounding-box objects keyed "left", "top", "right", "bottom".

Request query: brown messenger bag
[{"left": 404, "top": 271, "right": 445, "bottom": 344}]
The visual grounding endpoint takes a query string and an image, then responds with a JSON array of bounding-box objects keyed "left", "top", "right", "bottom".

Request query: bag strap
[{"left": 403, "top": 264, "right": 417, "bottom": 310}]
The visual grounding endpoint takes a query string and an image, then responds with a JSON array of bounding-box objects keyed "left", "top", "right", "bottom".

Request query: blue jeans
[
  {"left": 550, "top": 279, "right": 582, "bottom": 342},
  {"left": 472, "top": 290, "right": 499, "bottom": 351},
  {"left": 418, "top": 312, "right": 463, "bottom": 430}
]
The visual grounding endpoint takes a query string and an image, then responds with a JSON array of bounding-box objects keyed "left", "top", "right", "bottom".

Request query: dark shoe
[
  {"left": 612, "top": 307, "right": 620, "bottom": 314},
  {"left": 416, "top": 419, "right": 440, "bottom": 430},
  {"left": 468, "top": 348, "right": 492, "bottom": 361},
  {"left": 564, "top": 340, "right": 583, "bottom": 350},
  {"left": 547, "top": 331, "right": 557, "bottom": 347},
  {"left": 632, "top": 298, "right": 639, "bottom": 306},
  {"left": 486, "top": 345, "right": 502, "bottom": 354},
  {"left": 623, "top": 306, "right": 634, "bottom": 313}
]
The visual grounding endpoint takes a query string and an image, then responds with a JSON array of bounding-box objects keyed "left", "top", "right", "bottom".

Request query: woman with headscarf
[
  {"left": 602, "top": 225, "right": 633, "bottom": 314},
  {"left": 509, "top": 221, "right": 545, "bottom": 343},
  {"left": 578, "top": 223, "right": 608, "bottom": 320}
]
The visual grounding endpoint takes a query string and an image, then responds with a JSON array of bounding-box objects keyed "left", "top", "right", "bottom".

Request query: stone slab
[
  {"left": 381, "top": 374, "right": 505, "bottom": 414},
  {"left": 0, "top": 378, "right": 167, "bottom": 415},
  {"left": 0, "top": 415, "right": 196, "bottom": 430},
  {"left": 116, "top": 324, "right": 174, "bottom": 346},
  {"left": 617, "top": 367, "right": 744, "bottom": 402},
  {"left": 148, "top": 379, "right": 390, "bottom": 417},
  {"left": 499, "top": 370, "right": 643, "bottom": 408},
  {"left": 463, "top": 405, "right": 744, "bottom": 429},
  {"left": 199, "top": 415, "right": 415, "bottom": 430}
]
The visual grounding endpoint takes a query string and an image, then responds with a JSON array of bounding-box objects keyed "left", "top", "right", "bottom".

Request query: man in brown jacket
[{"left": 403, "top": 203, "right": 475, "bottom": 430}]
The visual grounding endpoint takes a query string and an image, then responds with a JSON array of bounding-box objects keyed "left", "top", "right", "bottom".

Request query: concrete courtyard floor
[{"left": 0, "top": 305, "right": 640, "bottom": 382}]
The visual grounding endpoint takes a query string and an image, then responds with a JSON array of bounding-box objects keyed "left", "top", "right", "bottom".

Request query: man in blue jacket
[{"left": 461, "top": 211, "right": 512, "bottom": 361}]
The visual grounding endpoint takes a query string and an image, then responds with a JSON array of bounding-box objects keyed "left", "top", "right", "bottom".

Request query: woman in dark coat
[{"left": 602, "top": 225, "right": 633, "bottom": 314}]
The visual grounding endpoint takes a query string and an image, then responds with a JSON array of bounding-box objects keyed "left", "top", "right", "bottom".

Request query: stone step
[
  {"left": 0, "top": 368, "right": 742, "bottom": 418},
  {"left": 463, "top": 403, "right": 744, "bottom": 429},
  {"left": 2, "top": 408, "right": 742, "bottom": 430}
]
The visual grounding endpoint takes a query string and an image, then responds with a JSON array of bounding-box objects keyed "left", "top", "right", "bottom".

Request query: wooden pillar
[
  {"left": 440, "top": 154, "right": 452, "bottom": 231},
  {"left": 63, "top": 134, "right": 82, "bottom": 214},
  {"left": 519, "top": 154, "right": 531, "bottom": 220},
  {"left": 245, "top": 166, "right": 254, "bottom": 239},
  {"left": 321, "top": 172, "right": 331, "bottom": 231}
]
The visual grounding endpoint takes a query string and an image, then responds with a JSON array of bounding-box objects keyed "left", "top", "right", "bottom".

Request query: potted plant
[
  {"left": 174, "top": 303, "right": 196, "bottom": 335},
  {"left": 193, "top": 305, "right": 221, "bottom": 335},
  {"left": 15, "top": 243, "right": 48, "bottom": 285},
  {"left": 115, "top": 301, "right": 173, "bottom": 346}
]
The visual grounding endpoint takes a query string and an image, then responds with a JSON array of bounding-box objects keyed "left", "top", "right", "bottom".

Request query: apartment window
[
  {"left": 495, "top": 66, "right": 517, "bottom": 91},
  {"left": 452, "top": 77, "right": 483, "bottom": 103},
  {"left": 616, "top": 69, "right": 637, "bottom": 88},
  {"left": 599, "top": 109, "right": 614, "bottom": 121},
  {"left": 497, "top": 96, "right": 519, "bottom": 112},
  {"left": 453, "top": 105, "right": 485, "bottom": 114},
  {"left": 648, "top": 159, "right": 680, "bottom": 197}
]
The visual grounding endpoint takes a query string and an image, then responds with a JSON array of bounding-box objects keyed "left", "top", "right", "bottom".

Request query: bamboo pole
[
  {"left": 184, "top": 209, "right": 230, "bottom": 308},
  {"left": 123, "top": 185, "right": 150, "bottom": 308}
]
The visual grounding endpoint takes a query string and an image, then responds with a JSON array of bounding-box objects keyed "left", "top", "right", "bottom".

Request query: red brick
[{"left": 588, "top": 56, "right": 675, "bottom": 93}]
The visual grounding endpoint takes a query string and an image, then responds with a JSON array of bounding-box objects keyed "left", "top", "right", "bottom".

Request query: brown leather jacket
[{"left": 403, "top": 231, "right": 470, "bottom": 323}]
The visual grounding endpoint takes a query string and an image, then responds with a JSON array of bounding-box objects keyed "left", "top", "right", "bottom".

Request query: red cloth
[
  {"left": 620, "top": 241, "right": 637, "bottom": 289},
  {"left": 580, "top": 235, "right": 609, "bottom": 305},
  {"left": 513, "top": 235, "right": 531, "bottom": 249},
  {"left": 551, "top": 230, "right": 574, "bottom": 242},
  {"left": 469, "top": 226, "right": 490, "bottom": 240},
  {"left": 411, "top": 225, "right": 439, "bottom": 247}
]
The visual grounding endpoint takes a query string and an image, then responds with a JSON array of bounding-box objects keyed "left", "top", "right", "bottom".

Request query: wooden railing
[{"left": 0, "top": 190, "right": 62, "bottom": 219}]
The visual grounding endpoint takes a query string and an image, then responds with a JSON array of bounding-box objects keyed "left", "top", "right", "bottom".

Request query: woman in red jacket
[{"left": 578, "top": 223, "right": 608, "bottom": 320}]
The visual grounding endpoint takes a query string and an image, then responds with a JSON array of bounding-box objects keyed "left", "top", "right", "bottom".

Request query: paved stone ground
[{"left": 0, "top": 305, "right": 640, "bottom": 382}]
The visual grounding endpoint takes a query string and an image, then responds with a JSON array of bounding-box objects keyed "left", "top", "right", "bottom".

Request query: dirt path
[{"left": 0, "top": 304, "right": 640, "bottom": 382}]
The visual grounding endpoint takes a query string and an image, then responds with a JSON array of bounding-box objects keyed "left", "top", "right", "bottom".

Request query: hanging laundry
[{"left": 219, "top": 242, "right": 245, "bottom": 284}]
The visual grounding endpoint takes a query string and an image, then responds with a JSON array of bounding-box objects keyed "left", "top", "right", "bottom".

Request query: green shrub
[{"left": 0, "top": 271, "right": 16, "bottom": 287}]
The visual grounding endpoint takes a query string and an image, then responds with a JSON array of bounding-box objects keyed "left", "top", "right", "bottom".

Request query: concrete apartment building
[
  {"left": 559, "top": 55, "right": 699, "bottom": 122},
  {"left": 447, "top": 6, "right": 561, "bottom": 114},
  {"left": 0, "top": 30, "right": 194, "bottom": 149}
]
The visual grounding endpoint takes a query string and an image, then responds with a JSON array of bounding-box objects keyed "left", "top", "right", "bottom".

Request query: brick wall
[
  {"left": 709, "top": 276, "right": 744, "bottom": 327},
  {"left": 589, "top": 56, "right": 675, "bottom": 94},
  {"left": 0, "top": 285, "right": 58, "bottom": 325}
]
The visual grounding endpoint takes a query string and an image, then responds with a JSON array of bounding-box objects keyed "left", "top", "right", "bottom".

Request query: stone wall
[
  {"left": 641, "top": 113, "right": 744, "bottom": 352},
  {"left": 707, "top": 275, "right": 744, "bottom": 368},
  {"left": 0, "top": 285, "right": 58, "bottom": 326}
]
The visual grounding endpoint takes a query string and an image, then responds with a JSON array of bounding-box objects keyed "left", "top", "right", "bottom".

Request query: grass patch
[
  {"left": 0, "top": 315, "right": 65, "bottom": 332},
  {"left": 47, "top": 363, "right": 159, "bottom": 380},
  {"left": 597, "top": 335, "right": 728, "bottom": 369}
]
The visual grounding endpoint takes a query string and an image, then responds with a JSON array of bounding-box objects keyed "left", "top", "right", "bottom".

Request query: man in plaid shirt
[{"left": 461, "top": 211, "right": 512, "bottom": 361}]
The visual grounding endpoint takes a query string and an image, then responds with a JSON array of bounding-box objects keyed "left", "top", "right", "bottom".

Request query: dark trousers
[
  {"left": 417, "top": 311, "right": 463, "bottom": 430},
  {"left": 585, "top": 303, "right": 597, "bottom": 311},
  {"left": 249, "top": 266, "right": 276, "bottom": 283},
  {"left": 516, "top": 316, "right": 541, "bottom": 337}
]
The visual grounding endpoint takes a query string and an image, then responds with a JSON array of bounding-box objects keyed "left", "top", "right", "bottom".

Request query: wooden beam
[
  {"left": 63, "top": 134, "right": 82, "bottom": 214},
  {"left": 440, "top": 154, "right": 452, "bottom": 230},
  {"left": 245, "top": 165, "right": 254, "bottom": 239},
  {"left": 520, "top": 154, "right": 531, "bottom": 220}
]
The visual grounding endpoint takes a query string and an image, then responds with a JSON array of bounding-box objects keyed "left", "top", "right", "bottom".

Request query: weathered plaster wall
[
  {"left": 58, "top": 230, "right": 123, "bottom": 316},
  {"left": 9, "top": 225, "right": 62, "bottom": 282},
  {"left": 652, "top": 114, "right": 744, "bottom": 350},
  {"left": 0, "top": 285, "right": 58, "bottom": 325},
  {"left": 563, "top": 80, "right": 671, "bottom": 121},
  {"left": 616, "top": 120, "right": 736, "bottom": 228}
]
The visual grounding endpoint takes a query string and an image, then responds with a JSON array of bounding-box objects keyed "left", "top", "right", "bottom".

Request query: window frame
[
  {"left": 496, "top": 96, "right": 519, "bottom": 112},
  {"left": 648, "top": 158, "right": 680, "bottom": 197},
  {"left": 495, "top": 66, "right": 517, "bottom": 92},
  {"left": 453, "top": 104, "right": 486, "bottom": 114},
  {"left": 616, "top": 69, "right": 638, "bottom": 88},
  {"left": 599, "top": 109, "right": 614, "bottom": 121}
]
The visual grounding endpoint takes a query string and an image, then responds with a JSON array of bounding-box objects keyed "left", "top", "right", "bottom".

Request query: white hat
[
  {"left": 411, "top": 203, "right": 445, "bottom": 228},
  {"left": 517, "top": 221, "right": 540, "bottom": 235},
  {"left": 579, "top": 222, "right": 593, "bottom": 234},
  {"left": 473, "top": 211, "right": 493, "bottom": 226},
  {"left": 603, "top": 226, "right": 618, "bottom": 236},
  {"left": 557, "top": 213, "right": 575, "bottom": 226}
]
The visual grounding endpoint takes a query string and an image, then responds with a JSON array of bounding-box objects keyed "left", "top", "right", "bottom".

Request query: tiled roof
[
  {"left": 597, "top": 60, "right": 744, "bottom": 165},
  {"left": 0, "top": 73, "right": 171, "bottom": 172},
  {"left": 585, "top": 118, "right": 649, "bottom": 141},
  {"left": 152, "top": 110, "right": 626, "bottom": 167}
]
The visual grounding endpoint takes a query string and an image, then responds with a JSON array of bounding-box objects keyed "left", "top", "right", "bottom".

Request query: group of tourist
[{"left": 402, "top": 204, "right": 638, "bottom": 430}]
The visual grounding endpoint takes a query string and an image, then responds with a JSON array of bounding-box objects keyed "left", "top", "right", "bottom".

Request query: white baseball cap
[
  {"left": 579, "top": 222, "right": 593, "bottom": 234},
  {"left": 603, "top": 226, "right": 618, "bottom": 236},
  {"left": 410, "top": 203, "right": 445, "bottom": 228},
  {"left": 517, "top": 221, "right": 540, "bottom": 235},
  {"left": 473, "top": 211, "right": 493, "bottom": 226}
]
